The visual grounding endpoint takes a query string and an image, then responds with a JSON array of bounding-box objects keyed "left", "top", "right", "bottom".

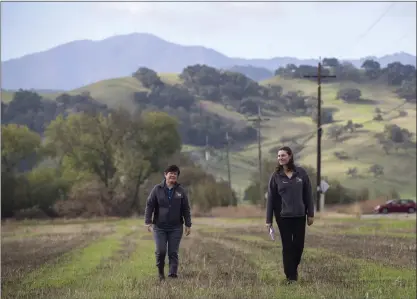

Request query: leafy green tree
[
  {"left": 383, "top": 62, "right": 416, "bottom": 86},
  {"left": 44, "top": 109, "right": 181, "bottom": 213},
  {"left": 44, "top": 113, "right": 119, "bottom": 189},
  {"left": 140, "top": 111, "right": 182, "bottom": 170},
  {"left": 1, "top": 124, "right": 42, "bottom": 173},
  {"left": 132, "top": 67, "right": 164, "bottom": 88},
  {"left": 26, "top": 167, "right": 71, "bottom": 215},
  {"left": 326, "top": 125, "right": 345, "bottom": 141},
  {"left": 1, "top": 124, "right": 42, "bottom": 217},
  {"left": 361, "top": 59, "right": 381, "bottom": 79},
  {"left": 322, "top": 58, "right": 340, "bottom": 68},
  {"left": 336, "top": 88, "right": 362, "bottom": 103},
  {"left": 396, "top": 77, "right": 416, "bottom": 101}
]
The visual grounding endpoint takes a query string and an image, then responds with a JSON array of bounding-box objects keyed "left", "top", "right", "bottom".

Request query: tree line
[
  {"left": 1, "top": 108, "right": 237, "bottom": 219},
  {"left": 275, "top": 58, "right": 416, "bottom": 101}
]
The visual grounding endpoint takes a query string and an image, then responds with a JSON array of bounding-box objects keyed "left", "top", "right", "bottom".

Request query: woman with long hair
[{"left": 265, "top": 146, "right": 315, "bottom": 284}]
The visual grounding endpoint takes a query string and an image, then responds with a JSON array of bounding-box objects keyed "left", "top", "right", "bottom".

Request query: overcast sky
[{"left": 1, "top": 1, "right": 416, "bottom": 61}]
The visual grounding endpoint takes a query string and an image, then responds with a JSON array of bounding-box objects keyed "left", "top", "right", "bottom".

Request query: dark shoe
[
  {"left": 168, "top": 273, "right": 178, "bottom": 278},
  {"left": 158, "top": 267, "right": 165, "bottom": 281},
  {"left": 286, "top": 278, "right": 296, "bottom": 285}
]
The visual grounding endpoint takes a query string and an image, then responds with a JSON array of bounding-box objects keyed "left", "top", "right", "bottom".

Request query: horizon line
[{"left": 2, "top": 32, "right": 415, "bottom": 63}]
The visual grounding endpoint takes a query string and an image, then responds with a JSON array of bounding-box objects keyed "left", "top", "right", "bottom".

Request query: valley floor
[{"left": 2, "top": 216, "right": 416, "bottom": 299}]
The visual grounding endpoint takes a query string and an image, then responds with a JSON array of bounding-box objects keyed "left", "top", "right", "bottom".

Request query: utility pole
[
  {"left": 303, "top": 59, "right": 336, "bottom": 212},
  {"left": 200, "top": 101, "right": 210, "bottom": 169},
  {"left": 225, "top": 132, "right": 232, "bottom": 190},
  {"left": 199, "top": 102, "right": 210, "bottom": 171},
  {"left": 225, "top": 131, "right": 233, "bottom": 206},
  {"left": 248, "top": 105, "right": 270, "bottom": 206}
]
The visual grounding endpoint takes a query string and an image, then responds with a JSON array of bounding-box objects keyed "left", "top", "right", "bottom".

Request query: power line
[
  {"left": 392, "top": 32, "right": 410, "bottom": 45},
  {"left": 296, "top": 131, "right": 317, "bottom": 147},
  {"left": 359, "top": 101, "right": 409, "bottom": 126},
  {"left": 354, "top": 2, "right": 396, "bottom": 45},
  {"left": 334, "top": 2, "right": 396, "bottom": 60}
]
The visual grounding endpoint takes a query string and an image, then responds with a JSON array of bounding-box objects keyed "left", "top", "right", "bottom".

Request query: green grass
[
  {"left": 1, "top": 90, "right": 14, "bottom": 103},
  {"left": 2, "top": 222, "right": 133, "bottom": 297},
  {"left": 20, "top": 235, "right": 121, "bottom": 289},
  {"left": 2, "top": 217, "right": 415, "bottom": 299},
  {"left": 159, "top": 73, "right": 183, "bottom": 85},
  {"left": 72, "top": 76, "right": 148, "bottom": 111}
]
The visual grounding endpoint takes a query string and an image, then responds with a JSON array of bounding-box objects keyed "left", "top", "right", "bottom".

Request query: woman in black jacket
[{"left": 265, "top": 146, "right": 315, "bottom": 283}]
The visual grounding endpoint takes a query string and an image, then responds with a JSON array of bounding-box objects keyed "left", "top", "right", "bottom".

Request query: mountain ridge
[{"left": 2, "top": 32, "right": 416, "bottom": 90}]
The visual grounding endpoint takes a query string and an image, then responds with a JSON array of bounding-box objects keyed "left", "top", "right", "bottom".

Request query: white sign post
[{"left": 319, "top": 180, "right": 330, "bottom": 213}]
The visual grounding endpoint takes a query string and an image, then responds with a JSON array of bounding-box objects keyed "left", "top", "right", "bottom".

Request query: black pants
[
  {"left": 153, "top": 225, "right": 183, "bottom": 275},
  {"left": 277, "top": 216, "right": 306, "bottom": 280}
]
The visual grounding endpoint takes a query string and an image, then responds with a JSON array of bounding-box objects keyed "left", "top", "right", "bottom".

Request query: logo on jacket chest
[{"left": 281, "top": 177, "right": 303, "bottom": 185}]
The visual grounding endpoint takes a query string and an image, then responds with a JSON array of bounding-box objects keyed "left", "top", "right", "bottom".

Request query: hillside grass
[
  {"left": 1, "top": 90, "right": 14, "bottom": 103},
  {"left": 207, "top": 76, "right": 416, "bottom": 198},
  {"left": 3, "top": 74, "right": 415, "bottom": 198},
  {"left": 2, "top": 217, "right": 415, "bottom": 299}
]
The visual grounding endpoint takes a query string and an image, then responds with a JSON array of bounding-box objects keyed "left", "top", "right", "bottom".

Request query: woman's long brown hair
[{"left": 275, "top": 146, "right": 296, "bottom": 173}]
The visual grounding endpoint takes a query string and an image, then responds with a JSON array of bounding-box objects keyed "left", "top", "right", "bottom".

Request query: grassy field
[{"left": 2, "top": 216, "right": 416, "bottom": 299}]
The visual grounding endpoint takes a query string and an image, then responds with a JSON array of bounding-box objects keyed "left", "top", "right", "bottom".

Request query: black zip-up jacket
[
  {"left": 145, "top": 180, "right": 192, "bottom": 228},
  {"left": 266, "top": 166, "right": 314, "bottom": 224}
]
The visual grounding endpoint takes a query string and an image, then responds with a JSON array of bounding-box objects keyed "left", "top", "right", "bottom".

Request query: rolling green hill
[
  {"left": 3, "top": 71, "right": 415, "bottom": 200},
  {"left": 54, "top": 73, "right": 416, "bottom": 199}
]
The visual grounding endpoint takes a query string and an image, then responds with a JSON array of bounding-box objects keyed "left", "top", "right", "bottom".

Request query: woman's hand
[
  {"left": 307, "top": 217, "right": 314, "bottom": 226},
  {"left": 146, "top": 224, "right": 153, "bottom": 232}
]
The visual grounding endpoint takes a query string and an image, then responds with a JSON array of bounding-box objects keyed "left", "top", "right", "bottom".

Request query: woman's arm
[
  {"left": 266, "top": 174, "right": 280, "bottom": 224},
  {"left": 302, "top": 172, "right": 315, "bottom": 218}
]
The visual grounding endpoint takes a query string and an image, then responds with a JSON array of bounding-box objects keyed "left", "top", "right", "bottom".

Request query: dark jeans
[
  {"left": 277, "top": 216, "right": 306, "bottom": 280},
  {"left": 153, "top": 225, "right": 183, "bottom": 275}
]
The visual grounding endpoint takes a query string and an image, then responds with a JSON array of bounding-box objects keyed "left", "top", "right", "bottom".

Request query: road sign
[
  {"left": 320, "top": 180, "right": 330, "bottom": 193},
  {"left": 205, "top": 150, "right": 210, "bottom": 161}
]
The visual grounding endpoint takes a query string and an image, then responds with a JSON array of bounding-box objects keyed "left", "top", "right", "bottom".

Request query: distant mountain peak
[{"left": 2, "top": 33, "right": 415, "bottom": 90}]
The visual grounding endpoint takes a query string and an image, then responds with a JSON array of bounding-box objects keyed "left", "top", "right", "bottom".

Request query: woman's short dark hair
[
  {"left": 276, "top": 146, "right": 296, "bottom": 172},
  {"left": 164, "top": 165, "right": 180, "bottom": 176}
]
